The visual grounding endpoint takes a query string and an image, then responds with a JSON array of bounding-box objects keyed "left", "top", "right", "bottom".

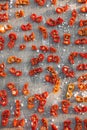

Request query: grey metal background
[{"left": 0, "top": 0, "right": 87, "bottom": 129}]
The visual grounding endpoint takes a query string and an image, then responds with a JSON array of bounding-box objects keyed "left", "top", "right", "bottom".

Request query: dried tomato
[
  {"left": 28, "top": 96, "right": 35, "bottom": 109},
  {"left": 80, "top": 6, "right": 87, "bottom": 13},
  {"left": 56, "top": 4, "right": 69, "bottom": 14},
  {"left": 84, "top": 119, "right": 87, "bottom": 130},
  {"left": 74, "top": 117, "right": 82, "bottom": 130},
  {"left": 12, "top": 88, "right": 18, "bottom": 96},
  {"left": 74, "top": 106, "right": 87, "bottom": 113},
  {"left": 7, "top": 40, "right": 15, "bottom": 49},
  {"left": 46, "top": 18, "right": 56, "bottom": 26},
  {"left": 78, "top": 28, "right": 87, "bottom": 36},
  {"left": 9, "top": 32, "right": 17, "bottom": 41},
  {"left": 40, "top": 126, "right": 48, "bottom": 130},
  {"left": 50, "top": 104, "right": 59, "bottom": 117},
  {"left": 0, "top": 2, "right": 9, "bottom": 11},
  {"left": 24, "top": 32, "right": 35, "bottom": 42},
  {"left": 15, "top": 0, "right": 30, "bottom": 6},
  {"left": 2, "top": 119, "right": 9, "bottom": 126},
  {"left": 19, "top": 44, "right": 26, "bottom": 50},
  {"left": 0, "top": 36, "right": 4, "bottom": 50},
  {"left": 51, "top": 0, "right": 57, "bottom": 5},
  {"left": 35, "top": 0, "right": 46, "bottom": 6},
  {"left": 56, "top": 17, "right": 64, "bottom": 25},
  {"left": 69, "top": 10, "right": 77, "bottom": 26},
  {"left": 42, "top": 91, "right": 49, "bottom": 99},
  {"left": 51, "top": 124, "right": 58, "bottom": 130},
  {"left": 49, "top": 47, "right": 56, "bottom": 53},
  {"left": 63, "top": 33, "right": 71, "bottom": 45},
  {"left": 15, "top": 70, "right": 22, "bottom": 76},
  {"left": 62, "top": 66, "right": 75, "bottom": 78},
  {"left": 19, "top": 119, "right": 25, "bottom": 127},
  {"left": 31, "top": 45, "right": 37, "bottom": 51},
  {"left": 30, "top": 114, "right": 38, "bottom": 130},
  {"left": 79, "top": 20, "right": 87, "bottom": 27},
  {"left": 0, "top": 24, "right": 12, "bottom": 33},
  {"left": 38, "top": 105, "right": 44, "bottom": 113},
  {"left": 30, "top": 13, "right": 43, "bottom": 23},
  {"left": 75, "top": 96, "right": 84, "bottom": 102},
  {"left": 0, "top": 36, "right": 5, "bottom": 43},
  {"left": 40, "top": 45, "right": 49, "bottom": 52},
  {"left": 13, "top": 119, "right": 18, "bottom": 127},
  {"left": 68, "top": 52, "right": 78, "bottom": 64},
  {"left": 29, "top": 67, "right": 43, "bottom": 76},
  {"left": 9, "top": 67, "right": 16, "bottom": 74},
  {"left": 77, "top": 0, "right": 87, "bottom": 3},
  {"left": 14, "top": 109, "right": 20, "bottom": 117},
  {"left": 38, "top": 53, "right": 44, "bottom": 62},
  {"left": 38, "top": 26, "right": 48, "bottom": 39},
  {"left": 13, "top": 118, "right": 25, "bottom": 127},
  {"left": 22, "top": 82, "right": 30, "bottom": 95},
  {"left": 76, "top": 64, "right": 87, "bottom": 70},
  {"left": 7, "top": 82, "right": 18, "bottom": 96},
  {"left": 15, "top": 10, "right": 25, "bottom": 18},
  {"left": 50, "top": 30, "right": 59, "bottom": 37},
  {"left": 1, "top": 110, "right": 10, "bottom": 126},
  {"left": 0, "top": 90, "right": 8, "bottom": 106},
  {"left": 74, "top": 38, "right": 87, "bottom": 45},
  {"left": 79, "top": 53, "right": 87, "bottom": 59},
  {"left": 47, "top": 55, "right": 60, "bottom": 63},
  {"left": 21, "top": 23, "right": 32, "bottom": 31},
  {"left": 0, "top": 13, "right": 8, "bottom": 22},
  {"left": 39, "top": 99, "right": 46, "bottom": 106}
]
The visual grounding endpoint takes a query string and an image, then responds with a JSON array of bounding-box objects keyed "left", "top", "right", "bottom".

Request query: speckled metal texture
[{"left": 0, "top": 0, "right": 87, "bottom": 130}]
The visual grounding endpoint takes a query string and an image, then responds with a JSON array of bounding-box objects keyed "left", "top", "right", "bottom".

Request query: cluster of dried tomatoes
[{"left": 0, "top": 0, "right": 87, "bottom": 129}]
